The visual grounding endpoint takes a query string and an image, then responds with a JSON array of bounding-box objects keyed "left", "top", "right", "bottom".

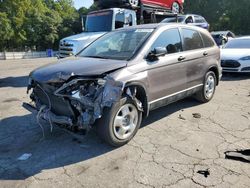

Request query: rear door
[
  {"left": 179, "top": 27, "right": 207, "bottom": 88},
  {"left": 146, "top": 28, "right": 187, "bottom": 107}
]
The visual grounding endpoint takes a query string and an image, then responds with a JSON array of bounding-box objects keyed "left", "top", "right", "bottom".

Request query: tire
[
  {"left": 128, "top": 0, "right": 140, "bottom": 8},
  {"left": 171, "top": 2, "right": 180, "bottom": 14},
  {"left": 195, "top": 71, "right": 217, "bottom": 103},
  {"left": 96, "top": 96, "right": 142, "bottom": 147}
]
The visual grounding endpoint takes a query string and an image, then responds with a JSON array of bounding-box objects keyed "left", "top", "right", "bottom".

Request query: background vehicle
[
  {"left": 211, "top": 31, "right": 235, "bottom": 46},
  {"left": 59, "top": 7, "right": 179, "bottom": 58},
  {"left": 58, "top": 8, "right": 136, "bottom": 58},
  {"left": 27, "top": 24, "right": 221, "bottom": 146},
  {"left": 221, "top": 36, "right": 250, "bottom": 72},
  {"left": 161, "top": 14, "right": 209, "bottom": 30},
  {"left": 97, "top": 0, "right": 184, "bottom": 13}
]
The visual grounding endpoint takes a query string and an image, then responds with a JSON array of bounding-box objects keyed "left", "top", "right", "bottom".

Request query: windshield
[
  {"left": 79, "top": 28, "right": 154, "bottom": 60},
  {"left": 161, "top": 16, "right": 185, "bottom": 23},
  {"left": 85, "top": 11, "right": 113, "bottom": 32},
  {"left": 224, "top": 38, "right": 250, "bottom": 49}
]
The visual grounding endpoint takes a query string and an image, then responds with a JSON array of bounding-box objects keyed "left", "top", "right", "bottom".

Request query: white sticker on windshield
[{"left": 135, "top": 29, "right": 154, "bottom": 33}]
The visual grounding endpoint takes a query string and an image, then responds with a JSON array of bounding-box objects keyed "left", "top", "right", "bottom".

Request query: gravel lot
[{"left": 0, "top": 58, "right": 250, "bottom": 188}]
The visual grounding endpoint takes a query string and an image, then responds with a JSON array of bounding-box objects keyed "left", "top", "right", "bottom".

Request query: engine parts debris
[
  {"left": 197, "top": 169, "right": 210, "bottom": 178},
  {"left": 192, "top": 113, "right": 201, "bottom": 119},
  {"left": 225, "top": 149, "right": 250, "bottom": 163},
  {"left": 178, "top": 114, "right": 186, "bottom": 120}
]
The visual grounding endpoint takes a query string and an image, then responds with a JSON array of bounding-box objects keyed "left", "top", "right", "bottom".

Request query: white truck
[
  {"left": 58, "top": 7, "right": 177, "bottom": 58},
  {"left": 58, "top": 8, "right": 137, "bottom": 58}
]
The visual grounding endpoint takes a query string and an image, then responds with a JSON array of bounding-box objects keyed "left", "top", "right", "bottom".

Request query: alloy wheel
[
  {"left": 172, "top": 2, "right": 180, "bottom": 14},
  {"left": 205, "top": 75, "right": 215, "bottom": 99},
  {"left": 113, "top": 103, "right": 139, "bottom": 140},
  {"left": 129, "top": 0, "right": 139, "bottom": 7}
]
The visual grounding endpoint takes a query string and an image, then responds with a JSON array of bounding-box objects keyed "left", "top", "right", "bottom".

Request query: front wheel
[
  {"left": 96, "top": 97, "right": 142, "bottom": 147},
  {"left": 195, "top": 71, "right": 217, "bottom": 103},
  {"left": 172, "top": 2, "right": 180, "bottom": 14}
]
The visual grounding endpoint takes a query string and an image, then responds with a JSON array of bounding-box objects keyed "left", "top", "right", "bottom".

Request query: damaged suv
[{"left": 26, "top": 24, "right": 221, "bottom": 146}]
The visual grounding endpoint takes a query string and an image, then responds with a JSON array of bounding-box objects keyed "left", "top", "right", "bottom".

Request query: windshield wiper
[{"left": 83, "top": 55, "right": 109, "bottom": 59}]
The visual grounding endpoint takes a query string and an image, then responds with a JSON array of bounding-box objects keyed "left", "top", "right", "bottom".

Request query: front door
[{"left": 146, "top": 28, "right": 187, "bottom": 109}]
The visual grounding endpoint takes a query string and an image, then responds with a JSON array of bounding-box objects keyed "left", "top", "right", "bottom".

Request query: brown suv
[{"left": 26, "top": 24, "right": 221, "bottom": 146}]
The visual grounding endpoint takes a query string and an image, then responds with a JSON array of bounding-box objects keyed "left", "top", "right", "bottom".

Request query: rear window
[
  {"left": 182, "top": 28, "right": 203, "bottom": 51},
  {"left": 86, "top": 11, "right": 113, "bottom": 32},
  {"left": 200, "top": 32, "right": 215, "bottom": 47},
  {"left": 195, "top": 16, "right": 206, "bottom": 23}
]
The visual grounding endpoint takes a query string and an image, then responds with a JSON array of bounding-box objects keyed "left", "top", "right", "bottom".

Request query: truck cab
[{"left": 59, "top": 8, "right": 137, "bottom": 58}]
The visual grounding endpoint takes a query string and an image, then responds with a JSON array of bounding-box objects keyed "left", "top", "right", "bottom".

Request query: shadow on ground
[
  {"left": 0, "top": 76, "right": 28, "bottom": 88},
  {"left": 221, "top": 72, "right": 250, "bottom": 81},
  {"left": 0, "top": 97, "right": 199, "bottom": 180}
]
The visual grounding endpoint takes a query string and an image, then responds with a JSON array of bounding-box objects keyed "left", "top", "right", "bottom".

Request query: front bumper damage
[{"left": 24, "top": 75, "right": 142, "bottom": 134}]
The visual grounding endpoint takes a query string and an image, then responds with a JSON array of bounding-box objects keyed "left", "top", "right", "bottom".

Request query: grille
[
  {"left": 222, "top": 68, "right": 239, "bottom": 72},
  {"left": 241, "top": 67, "right": 250, "bottom": 71},
  {"left": 221, "top": 60, "right": 240, "bottom": 68},
  {"left": 59, "top": 41, "right": 74, "bottom": 57},
  {"left": 34, "top": 86, "right": 75, "bottom": 117}
]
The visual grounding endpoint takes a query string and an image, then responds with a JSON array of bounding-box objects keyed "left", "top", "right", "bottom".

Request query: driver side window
[{"left": 150, "top": 28, "right": 182, "bottom": 54}]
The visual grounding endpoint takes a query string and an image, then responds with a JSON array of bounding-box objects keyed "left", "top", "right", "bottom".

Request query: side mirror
[{"left": 146, "top": 47, "right": 167, "bottom": 61}]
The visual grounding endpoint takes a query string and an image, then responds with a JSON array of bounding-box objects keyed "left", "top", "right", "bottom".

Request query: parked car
[
  {"left": 161, "top": 14, "right": 210, "bottom": 30},
  {"left": 25, "top": 24, "right": 221, "bottom": 146},
  {"left": 221, "top": 36, "right": 250, "bottom": 72},
  {"left": 211, "top": 31, "right": 235, "bottom": 46},
  {"left": 98, "top": 0, "right": 184, "bottom": 13}
]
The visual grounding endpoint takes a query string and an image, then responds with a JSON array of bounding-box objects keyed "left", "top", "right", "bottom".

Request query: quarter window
[
  {"left": 182, "top": 28, "right": 203, "bottom": 51},
  {"left": 150, "top": 28, "right": 182, "bottom": 54},
  {"left": 200, "top": 32, "right": 215, "bottom": 47}
]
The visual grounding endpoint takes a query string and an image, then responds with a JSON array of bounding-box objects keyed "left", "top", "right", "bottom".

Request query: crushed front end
[{"left": 25, "top": 76, "right": 124, "bottom": 133}]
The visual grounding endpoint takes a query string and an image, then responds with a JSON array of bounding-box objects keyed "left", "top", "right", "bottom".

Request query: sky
[{"left": 73, "top": 0, "right": 93, "bottom": 9}]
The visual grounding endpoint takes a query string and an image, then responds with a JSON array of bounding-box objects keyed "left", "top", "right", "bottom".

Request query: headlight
[{"left": 239, "top": 56, "right": 250, "bottom": 61}]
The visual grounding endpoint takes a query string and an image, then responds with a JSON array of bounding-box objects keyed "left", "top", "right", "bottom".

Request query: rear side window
[
  {"left": 182, "top": 28, "right": 203, "bottom": 51},
  {"left": 194, "top": 16, "right": 204, "bottom": 23},
  {"left": 150, "top": 28, "right": 182, "bottom": 54},
  {"left": 200, "top": 32, "right": 215, "bottom": 47}
]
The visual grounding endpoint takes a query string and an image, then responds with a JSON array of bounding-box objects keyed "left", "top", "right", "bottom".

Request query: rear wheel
[
  {"left": 195, "top": 71, "right": 217, "bottom": 103},
  {"left": 172, "top": 2, "right": 180, "bottom": 14},
  {"left": 96, "top": 97, "right": 142, "bottom": 147}
]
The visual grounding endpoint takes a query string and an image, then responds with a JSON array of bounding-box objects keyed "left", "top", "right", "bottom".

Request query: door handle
[
  {"left": 178, "top": 56, "right": 186, "bottom": 61},
  {"left": 203, "top": 51, "right": 208, "bottom": 56}
]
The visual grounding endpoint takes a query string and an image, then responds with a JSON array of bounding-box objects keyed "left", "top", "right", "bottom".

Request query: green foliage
[
  {"left": 0, "top": 0, "right": 249, "bottom": 51},
  {"left": 0, "top": 0, "right": 88, "bottom": 51},
  {"left": 184, "top": 0, "right": 250, "bottom": 35},
  {"left": 0, "top": 12, "right": 13, "bottom": 50}
]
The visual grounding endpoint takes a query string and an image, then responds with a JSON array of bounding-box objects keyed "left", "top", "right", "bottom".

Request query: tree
[{"left": 0, "top": 12, "right": 13, "bottom": 50}]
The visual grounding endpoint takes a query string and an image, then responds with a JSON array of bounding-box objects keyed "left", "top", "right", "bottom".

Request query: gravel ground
[{"left": 0, "top": 58, "right": 250, "bottom": 188}]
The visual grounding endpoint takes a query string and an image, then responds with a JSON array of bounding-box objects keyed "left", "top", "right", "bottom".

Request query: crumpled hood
[
  {"left": 221, "top": 49, "right": 250, "bottom": 60},
  {"left": 30, "top": 57, "right": 127, "bottom": 83}
]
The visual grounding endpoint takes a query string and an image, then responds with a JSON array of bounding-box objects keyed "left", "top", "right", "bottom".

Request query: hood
[
  {"left": 30, "top": 57, "right": 127, "bottom": 83},
  {"left": 62, "top": 32, "right": 106, "bottom": 42},
  {"left": 61, "top": 32, "right": 106, "bottom": 54},
  {"left": 221, "top": 49, "right": 250, "bottom": 60}
]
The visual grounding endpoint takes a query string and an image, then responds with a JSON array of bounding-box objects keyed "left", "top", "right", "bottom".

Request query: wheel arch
[
  {"left": 208, "top": 66, "right": 220, "bottom": 85},
  {"left": 124, "top": 81, "right": 149, "bottom": 117}
]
